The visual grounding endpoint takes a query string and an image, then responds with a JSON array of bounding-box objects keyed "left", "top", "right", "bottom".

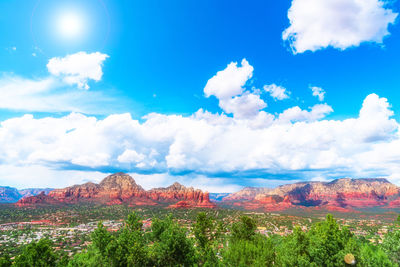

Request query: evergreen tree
[
  {"left": 359, "top": 243, "right": 394, "bottom": 267},
  {"left": 193, "top": 212, "right": 222, "bottom": 266},
  {"left": 275, "top": 227, "right": 312, "bottom": 266},
  {"left": 223, "top": 216, "right": 274, "bottom": 266},
  {"left": 0, "top": 254, "right": 11, "bottom": 267},
  {"left": 91, "top": 221, "right": 112, "bottom": 258},
  {"left": 382, "top": 230, "right": 400, "bottom": 265},
  {"left": 230, "top": 216, "right": 257, "bottom": 242},
  {"left": 149, "top": 215, "right": 197, "bottom": 267},
  {"left": 13, "top": 239, "right": 57, "bottom": 267}
]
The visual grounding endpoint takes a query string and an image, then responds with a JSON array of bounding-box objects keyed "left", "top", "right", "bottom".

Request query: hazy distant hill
[{"left": 0, "top": 187, "right": 53, "bottom": 203}]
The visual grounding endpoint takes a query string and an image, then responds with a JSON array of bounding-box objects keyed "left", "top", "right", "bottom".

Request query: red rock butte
[
  {"left": 222, "top": 178, "right": 400, "bottom": 212},
  {"left": 16, "top": 172, "right": 216, "bottom": 209},
  {"left": 16, "top": 176, "right": 400, "bottom": 212}
]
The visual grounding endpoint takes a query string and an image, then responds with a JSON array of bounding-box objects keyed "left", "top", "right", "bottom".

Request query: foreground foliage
[{"left": 1, "top": 212, "right": 400, "bottom": 266}]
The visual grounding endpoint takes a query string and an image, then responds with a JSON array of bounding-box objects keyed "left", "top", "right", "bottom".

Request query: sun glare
[{"left": 57, "top": 11, "right": 85, "bottom": 39}]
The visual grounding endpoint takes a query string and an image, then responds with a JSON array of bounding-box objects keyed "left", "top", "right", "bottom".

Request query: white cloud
[
  {"left": 203, "top": 59, "right": 267, "bottom": 119},
  {"left": 204, "top": 58, "right": 253, "bottom": 99},
  {"left": 283, "top": 0, "right": 398, "bottom": 54},
  {"left": 2, "top": 56, "right": 400, "bottom": 189},
  {"left": 1, "top": 93, "right": 399, "bottom": 188},
  {"left": 219, "top": 92, "right": 267, "bottom": 119},
  {"left": 118, "top": 149, "right": 146, "bottom": 164},
  {"left": 264, "top": 84, "right": 290, "bottom": 100},
  {"left": 310, "top": 86, "right": 325, "bottom": 101},
  {"left": 278, "top": 103, "right": 333, "bottom": 123},
  {"left": 0, "top": 74, "right": 115, "bottom": 113},
  {"left": 0, "top": 164, "right": 107, "bottom": 189},
  {"left": 0, "top": 51, "right": 116, "bottom": 113},
  {"left": 47, "top": 52, "right": 109, "bottom": 90}
]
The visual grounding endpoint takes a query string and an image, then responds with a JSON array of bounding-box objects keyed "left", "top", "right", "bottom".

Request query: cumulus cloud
[
  {"left": 310, "top": 86, "right": 325, "bottom": 101},
  {"left": 204, "top": 58, "right": 253, "bottom": 99},
  {"left": 219, "top": 93, "right": 267, "bottom": 119},
  {"left": 278, "top": 103, "right": 333, "bottom": 123},
  {"left": 203, "top": 59, "right": 268, "bottom": 119},
  {"left": 283, "top": 0, "right": 398, "bottom": 54},
  {"left": 47, "top": 52, "right": 109, "bottom": 90},
  {"left": 1, "top": 93, "right": 399, "bottom": 188},
  {"left": 118, "top": 149, "right": 146, "bottom": 164},
  {"left": 264, "top": 84, "right": 290, "bottom": 100},
  {"left": 2, "top": 56, "right": 400, "bottom": 189}
]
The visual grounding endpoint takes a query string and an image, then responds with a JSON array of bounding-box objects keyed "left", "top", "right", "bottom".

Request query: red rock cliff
[
  {"left": 223, "top": 178, "right": 400, "bottom": 211},
  {"left": 16, "top": 173, "right": 215, "bottom": 208}
]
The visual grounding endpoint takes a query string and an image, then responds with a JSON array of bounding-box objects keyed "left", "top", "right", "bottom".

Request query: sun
[{"left": 57, "top": 11, "right": 85, "bottom": 40}]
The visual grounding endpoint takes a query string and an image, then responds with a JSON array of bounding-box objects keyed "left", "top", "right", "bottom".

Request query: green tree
[
  {"left": 106, "top": 213, "right": 148, "bottom": 267},
  {"left": 223, "top": 215, "right": 274, "bottom": 266},
  {"left": 231, "top": 216, "right": 256, "bottom": 242},
  {"left": 13, "top": 239, "right": 57, "bottom": 267},
  {"left": 0, "top": 254, "right": 11, "bottom": 267},
  {"left": 307, "top": 214, "right": 361, "bottom": 266},
  {"left": 382, "top": 230, "right": 400, "bottom": 265},
  {"left": 193, "top": 212, "right": 223, "bottom": 266},
  {"left": 91, "top": 221, "right": 112, "bottom": 258},
  {"left": 193, "top": 212, "right": 215, "bottom": 249},
  {"left": 149, "top": 215, "right": 197, "bottom": 267},
  {"left": 359, "top": 243, "right": 394, "bottom": 267},
  {"left": 223, "top": 234, "right": 274, "bottom": 267},
  {"left": 68, "top": 248, "right": 102, "bottom": 267},
  {"left": 275, "top": 227, "right": 312, "bottom": 266}
]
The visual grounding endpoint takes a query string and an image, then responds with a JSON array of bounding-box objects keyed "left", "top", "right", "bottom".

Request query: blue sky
[{"left": 1, "top": 0, "right": 400, "bottom": 192}]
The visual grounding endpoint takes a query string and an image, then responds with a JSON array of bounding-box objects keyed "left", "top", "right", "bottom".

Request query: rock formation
[
  {"left": 16, "top": 173, "right": 215, "bottom": 208},
  {"left": 223, "top": 178, "right": 400, "bottom": 212},
  {"left": 16, "top": 192, "right": 60, "bottom": 206}
]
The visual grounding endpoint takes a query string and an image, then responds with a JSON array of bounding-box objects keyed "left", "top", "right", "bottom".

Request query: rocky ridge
[
  {"left": 222, "top": 178, "right": 400, "bottom": 212},
  {"left": 17, "top": 173, "right": 215, "bottom": 208}
]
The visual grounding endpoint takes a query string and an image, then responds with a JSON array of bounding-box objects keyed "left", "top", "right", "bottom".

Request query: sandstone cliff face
[
  {"left": 148, "top": 182, "right": 215, "bottom": 207},
  {"left": 223, "top": 178, "right": 400, "bottom": 211},
  {"left": 17, "top": 173, "right": 215, "bottom": 208}
]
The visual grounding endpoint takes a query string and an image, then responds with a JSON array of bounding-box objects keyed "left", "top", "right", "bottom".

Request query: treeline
[{"left": 1, "top": 213, "right": 400, "bottom": 266}]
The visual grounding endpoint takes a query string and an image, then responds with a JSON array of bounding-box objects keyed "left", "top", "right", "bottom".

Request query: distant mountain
[
  {"left": 222, "top": 178, "right": 400, "bottom": 212},
  {"left": 209, "top": 193, "right": 230, "bottom": 201},
  {"left": 17, "top": 173, "right": 216, "bottom": 208},
  {"left": 0, "top": 187, "right": 21, "bottom": 203},
  {"left": 0, "top": 186, "right": 53, "bottom": 203},
  {"left": 12, "top": 176, "right": 400, "bottom": 212}
]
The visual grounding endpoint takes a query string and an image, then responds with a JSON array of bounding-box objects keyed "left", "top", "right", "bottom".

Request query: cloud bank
[
  {"left": 0, "top": 92, "right": 399, "bottom": 189},
  {"left": 1, "top": 57, "right": 400, "bottom": 191}
]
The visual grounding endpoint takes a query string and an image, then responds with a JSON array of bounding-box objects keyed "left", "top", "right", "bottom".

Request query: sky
[{"left": 1, "top": 0, "right": 400, "bottom": 192}]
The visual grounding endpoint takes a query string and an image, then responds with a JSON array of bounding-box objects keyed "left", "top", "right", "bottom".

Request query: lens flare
[{"left": 57, "top": 11, "right": 84, "bottom": 39}]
